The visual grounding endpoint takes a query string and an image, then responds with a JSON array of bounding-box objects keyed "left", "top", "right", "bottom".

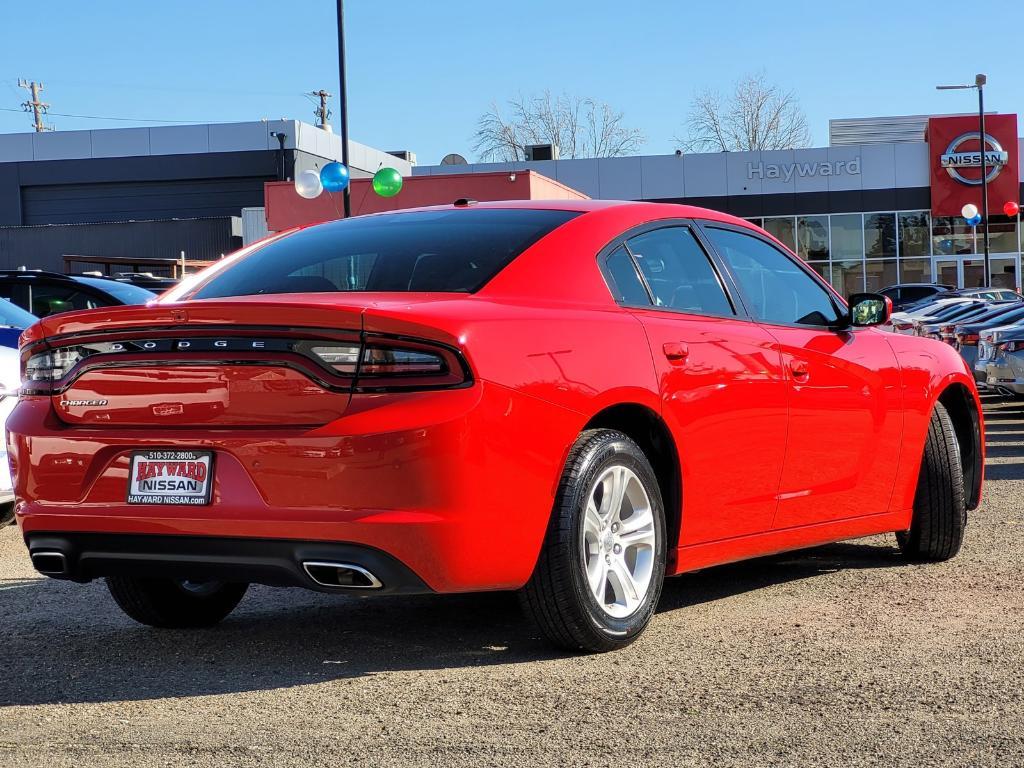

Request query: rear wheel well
[
  {"left": 583, "top": 404, "right": 681, "bottom": 550},
  {"left": 937, "top": 384, "right": 982, "bottom": 510}
]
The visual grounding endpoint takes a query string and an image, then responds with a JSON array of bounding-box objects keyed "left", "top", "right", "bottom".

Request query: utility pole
[
  {"left": 18, "top": 79, "right": 52, "bottom": 132},
  {"left": 307, "top": 89, "right": 332, "bottom": 131}
]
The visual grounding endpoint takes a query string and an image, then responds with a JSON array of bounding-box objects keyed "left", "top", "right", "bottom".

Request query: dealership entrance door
[{"left": 934, "top": 255, "right": 1020, "bottom": 290}]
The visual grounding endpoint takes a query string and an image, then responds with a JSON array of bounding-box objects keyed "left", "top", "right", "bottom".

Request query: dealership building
[
  {"left": 415, "top": 113, "right": 1024, "bottom": 293},
  {"left": 1, "top": 112, "right": 1022, "bottom": 293},
  {"left": 0, "top": 121, "right": 411, "bottom": 272}
]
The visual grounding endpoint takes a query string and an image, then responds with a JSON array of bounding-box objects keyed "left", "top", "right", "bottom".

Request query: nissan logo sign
[{"left": 940, "top": 132, "right": 1008, "bottom": 185}]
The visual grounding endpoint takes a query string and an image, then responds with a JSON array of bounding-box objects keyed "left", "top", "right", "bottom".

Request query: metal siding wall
[
  {"left": 0, "top": 218, "right": 240, "bottom": 272},
  {"left": 0, "top": 150, "right": 282, "bottom": 226},
  {"left": 21, "top": 177, "right": 269, "bottom": 225}
]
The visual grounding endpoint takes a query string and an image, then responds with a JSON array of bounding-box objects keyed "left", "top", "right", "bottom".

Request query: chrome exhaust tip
[
  {"left": 303, "top": 561, "right": 383, "bottom": 589},
  {"left": 31, "top": 551, "right": 68, "bottom": 576}
]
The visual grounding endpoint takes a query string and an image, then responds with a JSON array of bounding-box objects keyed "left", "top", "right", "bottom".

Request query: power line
[{"left": 0, "top": 107, "right": 202, "bottom": 124}]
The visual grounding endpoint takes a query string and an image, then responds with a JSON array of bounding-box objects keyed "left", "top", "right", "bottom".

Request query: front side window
[
  {"left": 193, "top": 208, "right": 580, "bottom": 299},
  {"left": 703, "top": 226, "right": 844, "bottom": 327},
  {"left": 625, "top": 227, "right": 733, "bottom": 316}
]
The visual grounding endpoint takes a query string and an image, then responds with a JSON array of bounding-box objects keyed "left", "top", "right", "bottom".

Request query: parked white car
[
  {"left": 882, "top": 297, "right": 978, "bottom": 333},
  {"left": 0, "top": 345, "right": 18, "bottom": 524}
]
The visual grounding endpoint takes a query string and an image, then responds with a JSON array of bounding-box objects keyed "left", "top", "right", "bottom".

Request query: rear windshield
[
  {"left": 75, "top": 276, "right": 156, "bottom": 304},
  {"left": 193, "top": 208, "right": 580, "bottom": 299}
]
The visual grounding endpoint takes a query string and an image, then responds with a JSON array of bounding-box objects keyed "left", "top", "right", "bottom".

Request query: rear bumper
[
  {"left": 982, "top": 357, "right": 1024, "bottom": 394},
  {"left": 8, "top": 381, "right": 584, "bottom": 593},
  {"left": 26, "top": 532, "right": 431, "bottom": 594}
]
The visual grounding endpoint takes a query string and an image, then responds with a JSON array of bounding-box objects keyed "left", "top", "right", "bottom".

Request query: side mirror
[{"left": 848, "top": 292, "right": 892, "bottom": 327}]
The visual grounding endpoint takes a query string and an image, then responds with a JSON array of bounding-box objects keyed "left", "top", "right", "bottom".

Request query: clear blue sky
[{"left": 2, "top": 0, "right": 1022, "bottom": 164}]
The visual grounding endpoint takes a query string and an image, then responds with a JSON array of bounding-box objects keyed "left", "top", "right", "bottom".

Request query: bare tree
[
  {"left": 474, "top": 91, "right": 645, "bottom": 161},
  {"left": 678, "top": 74, "right": 811, "bottom": 152}
]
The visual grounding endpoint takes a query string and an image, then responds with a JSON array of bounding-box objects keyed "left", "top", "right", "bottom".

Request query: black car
[
  {"left": 0, "top": 270, "right": 156, "bottom": 318},
  {"left": 879, "top": 283, "right": 954, "bottom": 311}
]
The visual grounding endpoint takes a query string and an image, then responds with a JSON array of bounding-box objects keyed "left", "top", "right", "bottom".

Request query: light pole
[
  {"left": 937, "top": 74, "right": 990, "bottom": 287},
  {"left": 336, "top": 0, "right": 351, "bottom": 218}
]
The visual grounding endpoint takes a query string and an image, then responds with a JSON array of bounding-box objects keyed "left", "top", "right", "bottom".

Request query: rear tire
[
  {"left": 106, "top": 576, "right": 248, "bottom": 628},
  {"left": 897, "top": 402, "right": 966, "bottom": 561},
  {"left": 520, "top": 429, "right": 666, "bottom": 653}
]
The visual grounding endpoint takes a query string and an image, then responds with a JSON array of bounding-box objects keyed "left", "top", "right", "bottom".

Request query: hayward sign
[{"left": 747, "top": 156, "right": 861, "bottom": 181}]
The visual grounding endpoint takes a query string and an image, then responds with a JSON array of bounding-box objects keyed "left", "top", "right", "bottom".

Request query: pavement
[{"left": 1, "top": 396, "right": 1022, "bottom": 767}]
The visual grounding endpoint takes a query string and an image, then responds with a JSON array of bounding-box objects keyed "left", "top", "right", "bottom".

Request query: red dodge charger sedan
[{"left": 7, "top": 200, "right": 983, "bottom": 652}]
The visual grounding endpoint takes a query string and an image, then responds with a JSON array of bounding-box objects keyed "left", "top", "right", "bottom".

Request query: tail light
[
  {"left": 21, "top": 335, "right": 471, "bottom": 395},
  {"left": 22, "top": 346, "right": 96, "bottom": 393},
  {"left": 957, "top": 333, "right": 980, "bottom": 346},
  {"left": 305, "top": 338, "right": 468, "bottom": 392},
  {"left": 940, "top": 324, "right": 955, "bottom": 336}
]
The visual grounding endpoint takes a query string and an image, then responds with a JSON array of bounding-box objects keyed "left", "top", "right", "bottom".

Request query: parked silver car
[
  {"left": 976, "top": 323, "right": 1024, "bottom": 388},
  {"left": 981, "top": 335, "right": 1024, "bottom": 396}
]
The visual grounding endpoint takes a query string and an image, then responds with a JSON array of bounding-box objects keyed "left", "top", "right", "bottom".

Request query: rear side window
[
  {"left": 27, "top": 283, "right": 106, "bottom": 317},
  {"left": 193, "top": 208, "right": 580, "bottom": 299},
  {"left": 902, "top": 286, "right": 937, "bottom": 302},
  {"left": 625, "top": 227, "right": 734, "bottom": 316},
  {"left": 604, "top": 246, "right": 651, "bottom": 305}
]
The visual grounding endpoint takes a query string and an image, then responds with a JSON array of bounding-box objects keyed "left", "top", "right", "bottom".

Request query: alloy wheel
[{"left": 580, "top": 464, "right": 657, "bottom": 619}]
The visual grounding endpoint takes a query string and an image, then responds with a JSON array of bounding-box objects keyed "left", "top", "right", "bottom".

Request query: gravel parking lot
[{"left": 1, "top": 396, "right": 1022, "bottom": 768}]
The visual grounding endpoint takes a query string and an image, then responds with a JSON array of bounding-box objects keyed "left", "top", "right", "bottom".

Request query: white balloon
[
  {"left": 961, "top": 203, "right": 979, "bottom": 219},
  {"left": 295, "top": 169, "right": 323, "bottom": 199}
]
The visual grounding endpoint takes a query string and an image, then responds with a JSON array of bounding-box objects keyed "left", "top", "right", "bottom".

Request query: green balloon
[{"left": 372, "top": 167, "right": 403, "bottom": 198}]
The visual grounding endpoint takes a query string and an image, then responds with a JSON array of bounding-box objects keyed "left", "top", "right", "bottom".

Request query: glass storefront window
[
  {"left": 830, "top": 214, "right": 862, "bottom": 260},
  {"left": 805, "top": 261, "right": 829, "bottom": 282},
  {"left": 935, "top": 259, "right": 959, "bottom": 286},
  {"left": 864, "top": 213, "right": 896, "bottom": 258},
  {"left": 763, "top": 217, "right": 796, "bottom": 252},
  {"left": 963, "top": 259, "right": 986, "bottom": 288},
  {"left": 796, "top": 216, "right": 829, "bottom": 260},
  {"left": 899, "top": 258, "right": 932, "bottom": 284},
  {"left": 831, "top": 260, "right": 864, "bottom": 295},
  {"left": 932, "top": 216, "right": 975, "bottom": 256},
  {"left": 898, "top": 211, "right": 930, "bottom": 257},
  {"left": 988, "top": 217, "right": 1017, "bottom": 254},
  {"left": 990, "top": 257, "right": 1017, "bottom": 290},
  {"left": 865, "top": 260, "right": 898, "bottom": 291}
]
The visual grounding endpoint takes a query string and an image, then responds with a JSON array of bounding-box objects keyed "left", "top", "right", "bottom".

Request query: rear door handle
[
  {"left": 790, "top": 360, "right": 809, "bottom": 381},
  {"left": 663, "top": 342, "right": 689, "bottom": 363}
]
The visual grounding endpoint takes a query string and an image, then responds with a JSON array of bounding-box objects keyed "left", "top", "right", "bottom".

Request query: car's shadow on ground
[{"left": 0, "top": 539, "right": 908, "bottom": 707}]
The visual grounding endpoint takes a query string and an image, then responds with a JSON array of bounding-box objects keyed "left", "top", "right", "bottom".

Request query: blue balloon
[
  {"left": 966, "top": 214, "right": 983, "bottom": 226},
  {"left": 320, "top": 162, "right": 350, "bottom": 193}
]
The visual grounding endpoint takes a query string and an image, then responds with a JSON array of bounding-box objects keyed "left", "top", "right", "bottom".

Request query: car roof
[
  {"left": 351, "top": 199, "right": 757, "bottom": 228},
  {"left": 885, "top": 283, "right": 954, "bottom": 291}
]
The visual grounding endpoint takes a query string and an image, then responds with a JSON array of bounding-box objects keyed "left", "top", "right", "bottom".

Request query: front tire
[
  {"left": 521, "top": 429, "right": 667, "bottom": 652},
  {"left": 897, "top": 402, "right": 967, "bottom": 561},
  {"left": 106, "top": 576, "right": 248, "bottom": 628},
  {"left": 0, "top": 502, "right": 14, "bottom": 526}
]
